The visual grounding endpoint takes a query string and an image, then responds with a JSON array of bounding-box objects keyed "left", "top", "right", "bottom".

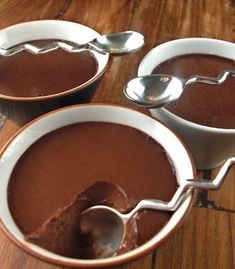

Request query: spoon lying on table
[
  {"left": 124, "top": 70, "right": 235, "bottom": 108},
  {"left": 0, "top": 31, "right": 145, "bottom": 56},
  {"left": 80, "top": 157, "right": 235, "bottom": 258}
]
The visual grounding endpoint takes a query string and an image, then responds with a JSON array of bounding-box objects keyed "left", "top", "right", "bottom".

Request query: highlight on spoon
[{"left": 80, "top": 205, "right": 125, "bottom": 259}]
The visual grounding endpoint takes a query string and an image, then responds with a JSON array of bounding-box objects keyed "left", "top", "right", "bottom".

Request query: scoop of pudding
[{"left": 26, "top": 181, "right": 136, "bottom": 259}]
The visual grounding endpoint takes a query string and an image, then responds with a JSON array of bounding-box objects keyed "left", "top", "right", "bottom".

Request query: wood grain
[
  {"left": 208, "top": 166, "right": 235, "bottom": 211},
  {"left": 0, "top": 0, "right": 235, "bottom": 269},
  {"left": 154, "top": 207, "right": 235, "bottom": 269}
]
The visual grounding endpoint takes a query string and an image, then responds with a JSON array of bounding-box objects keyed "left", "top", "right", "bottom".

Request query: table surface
[{"left": 0, "top": 1, "right": 235, "bottom": 268}]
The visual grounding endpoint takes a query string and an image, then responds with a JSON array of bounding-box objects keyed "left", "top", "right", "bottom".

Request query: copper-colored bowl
[{"left": 0, "top": 104, "right": 196, "bottom": 268}]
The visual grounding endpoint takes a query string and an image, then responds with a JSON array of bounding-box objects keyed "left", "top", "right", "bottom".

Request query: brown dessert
[
  {"left": 152, "top": 54, "right": 235, "bottom": 128},
  {"left": 7, "top": 122, "right": 177, "bottom": 258},
  {"left": 0, "top": 41, "right": 97, "bottom": 97},
  {"left": 26, "top": 181, "right": 135, "bottom": 259}
]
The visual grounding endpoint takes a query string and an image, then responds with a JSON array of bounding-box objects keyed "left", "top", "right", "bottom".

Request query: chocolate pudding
[
  {"left": 152, "top": 54, "right": 235, "bottom": 128},
  {"left": 0, "top": 41, "right": 97, "bottom": 97},
  {"left": 8, "top": 122, "right": 177, "bottom": 259},
  {"left": 26, "top": 181, "right": 138, "bottom": 259}
]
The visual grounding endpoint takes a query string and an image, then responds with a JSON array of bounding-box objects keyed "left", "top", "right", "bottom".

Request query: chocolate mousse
[
  {"left": 8, "top": 122, "right": 177, "bottom": 258},
  {"left": 0, "top": 41, "right": 98, "bottom": 97},
  {"left": 153, "top": 54, "right": 235, "bottom": 128},
  {"left": 26, "top": 181, "right": 134, "bottom": 259}
]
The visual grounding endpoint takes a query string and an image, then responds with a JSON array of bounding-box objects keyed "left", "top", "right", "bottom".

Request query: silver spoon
[
  {"left": 124, "top": 70, "right": 235, "bottom": 108},
  {"left": 0, "top": 31, "right": 144, "bottom": 57},
  {"left": 92, "top": 31, "right": 144, "bottom": 55},
  {"left": 80, "top": 157, "right": 235, "bottom": 258}
]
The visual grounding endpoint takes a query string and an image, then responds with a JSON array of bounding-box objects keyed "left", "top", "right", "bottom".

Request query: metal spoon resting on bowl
[
  {"left": 0, "top": 31, "right": 144, "bottom": 56},
  {"left": 124, "top": 70, "right": 235, "bottom": 108},
  {"left": 80, "top": 157, "right": 235, "bottom": 258}
]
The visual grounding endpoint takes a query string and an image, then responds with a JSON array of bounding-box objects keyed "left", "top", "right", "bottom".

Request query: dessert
[
  {"left": 8, "top": 122, "right": 177, "bottom": 258},
  {"left": 153, "top": 54, "right": 235, "bottom": 128},
  {"left": 0, "top": 41, "right": 97, "bottom": 97},
  {"left": 26, "top": 181, "right": 135, "bottom": 259}
]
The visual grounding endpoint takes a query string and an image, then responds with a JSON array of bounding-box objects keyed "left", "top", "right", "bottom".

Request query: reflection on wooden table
[{"left": 0, "top": 1, "right": 235, "bottom": 268}]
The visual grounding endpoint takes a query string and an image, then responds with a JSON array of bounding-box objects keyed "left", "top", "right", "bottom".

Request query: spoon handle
[
  {"left": 0, "top": 40, "right": 106, "bottom": 56},
  {"left": 186, "top": 70, "right": 235, "bottom": 86},
  {"left": 127, "top": 157, "right": 235, "bottom": 216}
]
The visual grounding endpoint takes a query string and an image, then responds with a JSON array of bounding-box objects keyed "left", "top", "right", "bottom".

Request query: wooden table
[{"left": 0, "top": 1, "right": 235, "bottom": 268}]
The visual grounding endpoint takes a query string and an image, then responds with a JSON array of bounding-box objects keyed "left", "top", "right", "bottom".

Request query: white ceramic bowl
[
  {"left": 0, "top": 20, "right": 109, "bottom": 102},
  {"left": 138, "top": 38, "right": 235, "bottom": 170},
  {"left": 0, "top": 104, "right": 196, "bottom": 268},
  {"left": 0, "top": 20, "right": 109, "bottom": 124}
]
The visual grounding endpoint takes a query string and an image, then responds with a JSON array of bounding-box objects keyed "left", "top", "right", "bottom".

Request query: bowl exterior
[
  {"left": 1, "top": 78, "right": 102, "bottom": 125},
  {"left": 150, "top": 108, "right": 235, "bottom": 169}
]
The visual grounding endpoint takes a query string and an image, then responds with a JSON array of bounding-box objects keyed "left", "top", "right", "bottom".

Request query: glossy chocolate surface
[
  {"left": 8, "top": 122, "right": 177, "bottom": 258},
  {"left": 153, "top": 54, "right": 235, "bottom": 128},
  {"left": 0, "top": 41, "right": 97, "bottom": 97}
]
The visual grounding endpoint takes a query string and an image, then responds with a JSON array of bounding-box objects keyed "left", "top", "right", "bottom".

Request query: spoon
[
  {"left": 81, "top": 157, "right": 235, "bottom": 258},
  {"left": 0, "top": 31, "right": 144, "bottom": 57},
  {"left": 124, "top": 70, "right": 235, "bottom": 108},
  {"left": 92, "top": 31, "right": 145, "bottom": 55}
]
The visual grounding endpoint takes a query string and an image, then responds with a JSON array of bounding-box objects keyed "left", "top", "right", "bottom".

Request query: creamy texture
[
  {"left": 153, "top": 54, "right": 235, "bottom": 128},
  {"left": 0, "top": 40, "right": 97, "bottom": 97},
  {"left": 8, "top": 122, "right": 177, "bottom": 258},
  {"left": 26, "top": 181, "right": 135, "bottom": 259}
]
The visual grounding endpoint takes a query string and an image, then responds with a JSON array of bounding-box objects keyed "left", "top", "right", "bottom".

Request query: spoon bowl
[
  {"left": 124, "top": 74, "right": 184, "bottom": 108},
  {"left": 80, "top": 206, "right": 125, "bottom": 259}
]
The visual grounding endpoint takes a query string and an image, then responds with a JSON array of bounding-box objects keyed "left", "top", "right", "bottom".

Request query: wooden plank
[
  {"left": 63, "top": 0, "right": 136, "bottom": 33},
  {"left": 117, "top": 253, "right": 153, "bottom": 269},
  {"left": 208, "top": 165, "right": 235, "bottom": 211},
  {"left": 154, "top": 207, "right": 235, "bottom": 269},
  {"left": 0, "top": 0, "right": 70, "bottom": 29},
  {"left": 0, "top": 229, "right": 61, "bottom": 269}
]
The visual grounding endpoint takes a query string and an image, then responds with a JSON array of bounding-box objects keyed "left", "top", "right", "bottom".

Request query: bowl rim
[
  {"left": 0, "top": 103, "right": 197, "bottom": 268},
  {"left": 138, "top": 37, "right": 235, "bottom": 133},
  {"left": 0, "top": 20, "right": 109, "bottom": 102}
]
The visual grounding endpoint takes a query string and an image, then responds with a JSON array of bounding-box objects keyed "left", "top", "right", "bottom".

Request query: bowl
[
  {"left": 0, "top": 104, "right": 196, "bottom": 268},
  {"left": 0, "top": 20, "right": 109, "bottom": 124},
  {"left": 138, "top": 38, "right": 235, "bottom": 169}
]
